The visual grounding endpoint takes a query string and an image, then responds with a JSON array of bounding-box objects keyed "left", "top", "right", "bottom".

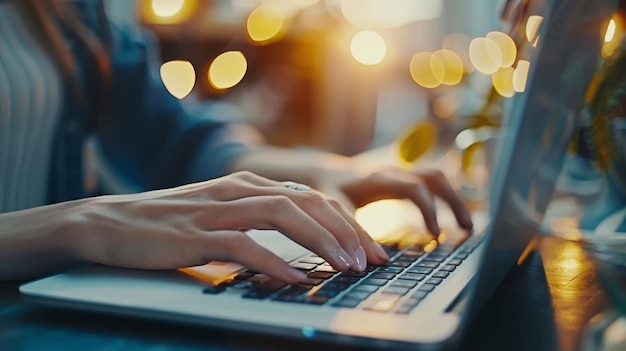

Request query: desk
[{"left": 0, "top": 236, "right": 610, "bottom": 351}]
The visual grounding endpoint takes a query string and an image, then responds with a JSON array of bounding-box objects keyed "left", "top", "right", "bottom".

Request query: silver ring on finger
[{"left": 283, "top": 181, "right": 311, "bottom": 192}]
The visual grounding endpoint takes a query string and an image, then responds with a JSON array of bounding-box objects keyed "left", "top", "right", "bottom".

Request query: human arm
[{"left": 0, "top": 172, "right": 388, "bottom": 282}]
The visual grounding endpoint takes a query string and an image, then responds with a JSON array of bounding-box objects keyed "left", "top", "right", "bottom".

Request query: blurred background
[
  {"left": 103, "top": 0, "right": 515, "bottom": 157},
  {"left": 99, "top": 0, "right": 624, "bottom": 206}
]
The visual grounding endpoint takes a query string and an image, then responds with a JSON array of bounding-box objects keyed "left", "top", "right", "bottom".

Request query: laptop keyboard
[{"left": 203, "top": 234, "right": 483, "bottom": 315}]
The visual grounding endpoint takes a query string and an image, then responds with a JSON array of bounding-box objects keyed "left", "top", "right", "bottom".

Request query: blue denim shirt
[{"left": 48, "top": 1, "right": 252, "bottom": 203}]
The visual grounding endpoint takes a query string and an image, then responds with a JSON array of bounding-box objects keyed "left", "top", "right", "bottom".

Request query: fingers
[
  {"left": 198, "top": 231, "right": 307, "bottom": 284},
  {"left": 200, "top": 196, "right": 359, "bottom": 272},
  {"left": 418, "top": 170, "right": 474, "bottom": 230},
  {"left": 324, "top": 197, "right": 390, "bottom": 265}
]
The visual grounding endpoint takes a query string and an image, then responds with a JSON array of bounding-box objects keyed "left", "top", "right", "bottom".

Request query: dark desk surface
[{"left": 0, "top": 236, "right": 611, "bottom": 351}]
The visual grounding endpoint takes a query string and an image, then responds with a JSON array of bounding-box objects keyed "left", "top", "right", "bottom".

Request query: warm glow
[
  {"left": 486, "top": 31, "right": 517, "bottom": 68},
  {"left": 423, "top": 240, "right": 438, "bottom": 253},
  {"left": 603, "top": 17, "right": 622, "bottom": 57},
  {"left": 355, "top": 200, "right": 409, "bottom": 242},
  {"left": 340, "top": 0, "right": 442, "bottom": 28},
  {"left": 410, "top": 52, "right": 444, "bottom": 88},
  {"left": 513, "top": 60, "right": 530, "bottom": 93},
  {"left": 160, "top": 60, "right": 195, "bottom": 99},
  {"left": 469, "top": 37, "right": 502, "bottom": 75},
  {"left": 526, "top": 15, "right": 544, "bottom": 45},
  {"left": 433, "top": 50, "right": 464, "bottom": 86},
  {"left": 492, "top": 67, "right": 516, "bottom": 97},
  {"left": 606, "top": 19, "right": 617, "bottom": 42},
  {"left": 350, "top": 31, "right": 387, "bottom": 65},
  {"left": 208, "top": 51, "right": 248, "bottom": 90},
  {"left": 247, "top": 5, "right": 286, "bottom": 43},
  {"left": 152, "top": 0, "right": 184, "bottom": 17}
]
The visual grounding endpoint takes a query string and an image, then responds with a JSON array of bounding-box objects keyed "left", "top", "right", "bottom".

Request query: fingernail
[
  {"left": 353, "top": 246, "right": 367, "bottom": 271},
  {"left": 286, "top": 268, "right": 307, "bottom": 282},
  {"left": 373, "top": 242, "right": 389, "bottom": 261},
  {"left": 336, "top": 248, "right": 354, "bottom": 270}
]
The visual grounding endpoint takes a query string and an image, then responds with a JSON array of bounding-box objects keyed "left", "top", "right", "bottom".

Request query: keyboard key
[
  {"left": 362, "top": 294, "right": 401, "bottom": 312},
  {"left": 439, "top": 264, "right": 457, "bottom": 272},
  {"left": 394, "top": 304, "right": 414, "bottom": 314},
  {"left": 376, "top": 266, "right": 403, "bottom": 274},
  {"left": 344, "top": 291, "right": 372, "bottom": 301},
  {"left": 242, "top": 279, "right": 286, "bottom": 299},
  {"left": 390, "top": 280, "right": 418, "bottom": 289},
  {"left": 301, "top": 277, "right": 324, "bottom": 286},
  {"left": 332, "top": 298, "right": 362, "bottom": 308},
  {"left": 447, "top": 259, "right": 463, "bottom": 266},
  {"left": 361, "top": 278, "right": 388, "bottom": 286},
  {"left": 314, "top": 266, "right": 339, "bottom": 273},
  {"left": 291, "top": 262, "right": 318, "bottom": 271},
  {"left": 412, "top": 290, "right": 429, "bottom": 299},
  {"left": 370, "top": 272, "right": 395, "bottom": 280},
  {"left": 455, "top": 252, "right": 469, "bottom": 260},
  {"left": 401, "top": 249, "right": 424, "bottom": 258},
  {"left": 315, "top": 287, "right": 342, "bottom": 298},
  {"left": 416, "top": 261, "right": 439, "bottom": 269},
  {"left": 398, "top": 273, "right": 426, "bottom": 281},
  {"left": 383, "top": 286, "right": 411, "bottom": 295},
  {"left": 352, "top": 284, "right": 380, "bottom": 293},
  {"left": 417, "top": 283, "right": 436, "bottom": 292},
  {"left": 407, "top": 267, "right": 433, "bottom": 275},
  {"left": 389, "top": 260, "right": 413, "bottom": 268},
  {"left": 341, "top": 270, "right": 369, "bottom": 278},
  {"left": 273, "top": 285, "right": 309, "bottom": 302},
  {"left": 426, "top": 277, "right": 443, "bottom": 285},
  {"left": 307, "top": 271, "right": 334, "bottom": 279},
  {"left": 334, "top": 276, "right": 361, "bottom": 284},
  {"left": 432, "top": 271, "right": 449, "bottom": 279}
]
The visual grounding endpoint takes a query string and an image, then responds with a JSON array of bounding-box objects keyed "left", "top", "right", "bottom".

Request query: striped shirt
[{"left": 0, "top": 3, "right": 63, "bottom": 213}]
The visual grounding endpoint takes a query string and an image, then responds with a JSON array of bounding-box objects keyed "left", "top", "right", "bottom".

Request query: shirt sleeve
[{"left": 97, "top": 23, "right": 259, "bottom": 191}]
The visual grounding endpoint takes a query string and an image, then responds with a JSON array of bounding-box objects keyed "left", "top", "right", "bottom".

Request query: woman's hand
[
  {"left": 313, "top": 166, "right": 474, "bottom": 236},
  {"left": 73, "top": 172, "right": 389, "bottom": 283}
]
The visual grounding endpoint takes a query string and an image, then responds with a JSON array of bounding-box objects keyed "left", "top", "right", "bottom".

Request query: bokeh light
[
  {"left": 350, "top": 30, "right": 387, "bottom": 65},
  {"left": 603, "top": 17, "right": 623, "bottom": 57},
  {"left": 486, "top": 31, "right": 517, "bottom": 68},
  {"left": 247, "top": 5, "right": 287, "bottom": 43},
  {"left": 433, "top": 50, "right": 464, "bottom": 86},
  {"left": 606, "top": 19, "right": 617, "bottom": 42},
  {"left": 469, "top": 37, "right": 503, "bottom": 75},
  {"left": 410, "top": 52, "right": 444, "bottom": 88},
  {"left": 208, "top": 51, "right": 248, "bottom": 90},
  {"left": 513, "top": 60, "right": 531, "bottom": 93},
  {"left": 160, "top": 60, "right": 196, "bottom": 99},
  {"left": 492, "top": 67, "right": 516, "bottom": 97},
  {"left": 526, "top": 15, "right": 544, "bottom": 46},
  {"left": 442, "top": 33, "right": 474, "bottom": 73},
  {"left": 152, "top": 0, "right": 185, "bottom": 17}
]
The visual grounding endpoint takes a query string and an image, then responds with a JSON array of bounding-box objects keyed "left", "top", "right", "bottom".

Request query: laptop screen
[{"left": 462, "top": 0, "right": 618, "bottom": 323}]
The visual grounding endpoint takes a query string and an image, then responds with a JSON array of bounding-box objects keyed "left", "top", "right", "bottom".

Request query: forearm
[
  {"left": 0, "top": 200, "right": 89, "bottom": 281},
  {"left": 228, "top": 146, "right": 366, "bottom": 188}
]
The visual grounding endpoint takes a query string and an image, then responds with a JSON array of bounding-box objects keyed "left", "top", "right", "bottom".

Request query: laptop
[{"left": 19, "top": 0, "right": 617, "bottom": 349}]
